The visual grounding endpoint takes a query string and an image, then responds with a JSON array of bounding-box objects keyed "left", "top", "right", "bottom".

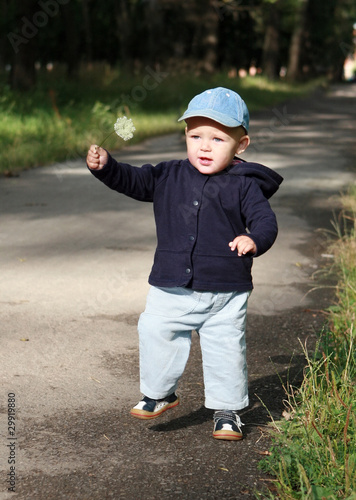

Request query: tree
[
  {"left": 287, "top": 0, "right": 308, "bottom": 80},
  {"left": 9, "top": 0, "right": 39, "bottom": 90},
  {"left": 195, "top": 0, "right": 220, "bottom": 73},
  {"left": 114, "top": 0, "right": 132, "bottom": 68},
  {"left": 262, "top": 0, "right": 282, "bottom": 79},
  {"left": 61, "top": 1, "right": 81, "bottom": 77},
  {"left": 81, "top": 0, "right": 93, "bottom": 64},
  {"left": 304, "top": 0, "right": 356, "bottom": 81}
]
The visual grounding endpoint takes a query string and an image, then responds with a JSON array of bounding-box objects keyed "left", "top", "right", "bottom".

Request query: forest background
[
  {"left": 2, "top": 0, "right": 356, "bottom": 89},
  {"left": 1, "top": 0, "right": 356, "bottom": 173}
]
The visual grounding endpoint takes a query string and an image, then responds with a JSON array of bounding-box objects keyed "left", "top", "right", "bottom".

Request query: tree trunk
[
  {"left": 11, "top": 46, "right": 36, "bottom": 90},
  {"left": 9, "top": 0, "right": 37, "bottom": 90},
  {"left": 201, "top": 1, "right": 219, "bottom": 73},
  {"left": 287, "top": 0, "right": 308, "bottom": 81},
  {"left": 262, "top": 1, "right": 280, "bottom": 80},
  {"left": 0, "top": 0, "right": 9, "bottom": 70},
  {"left": 115, "top": 0, "right": 132, "bottom": 67},
  {"left": 62, "top": 2, "right": 80, "bottom": 77},
  {"left": 190, "top": 0, "right": 219, "bottom": 73},
  {"left": 81, "top": 0, "right": 93, "bottom": 64}
]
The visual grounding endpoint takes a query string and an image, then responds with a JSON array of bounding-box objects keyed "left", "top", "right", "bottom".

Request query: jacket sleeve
[
  {"left": 88, "top": 152, "right": 165, "bottom": 202},
  {"left": 240, "top": 178, "right": 278, "bottom": 257}
]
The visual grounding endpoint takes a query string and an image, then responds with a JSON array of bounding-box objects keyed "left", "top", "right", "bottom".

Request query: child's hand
[
  {"left": 229, "top": 235, "right": 257, "bottom": 256},
  {"left": 86, "top": 145, "right": 108, "bottom": 170}
]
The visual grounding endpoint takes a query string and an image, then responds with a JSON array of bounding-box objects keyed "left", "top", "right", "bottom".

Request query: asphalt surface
[{"left": 0, "top": 83, "right": 355, "bottom": 499}]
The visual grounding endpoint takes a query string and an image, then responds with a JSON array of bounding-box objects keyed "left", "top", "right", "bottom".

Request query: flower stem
[{"left": 98, "top": 130, "right": 115, "bottom": 149}]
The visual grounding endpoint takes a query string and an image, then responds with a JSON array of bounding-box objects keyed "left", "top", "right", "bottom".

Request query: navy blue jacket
[{"left": 89, "top": 154, "right": 283, "bottom": 292}]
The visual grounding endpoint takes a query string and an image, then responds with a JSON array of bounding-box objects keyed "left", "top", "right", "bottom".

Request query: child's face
[{"left": 185, "top": 117, "right": 250, "bottom": 175}]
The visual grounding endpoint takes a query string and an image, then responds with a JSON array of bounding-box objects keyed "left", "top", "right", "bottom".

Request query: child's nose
[{"left": 200, "top": 139, "right": 211, "bottom": 151}]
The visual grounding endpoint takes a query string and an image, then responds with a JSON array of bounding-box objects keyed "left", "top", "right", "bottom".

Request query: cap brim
[{"left": 178, "top": 110, "right": 245, "bottom": 129}]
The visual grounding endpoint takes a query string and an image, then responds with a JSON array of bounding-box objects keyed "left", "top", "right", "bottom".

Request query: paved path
[{"left": 0, "top": 84, "right": 355, "bottom": 499}]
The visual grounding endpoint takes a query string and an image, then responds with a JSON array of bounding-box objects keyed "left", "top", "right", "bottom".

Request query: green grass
[
  {"left": 258, "top": 188, "right": 356, "bottom": 499},
  {"left": 0, "top": 65, "right": 322, "bottom": 174}
]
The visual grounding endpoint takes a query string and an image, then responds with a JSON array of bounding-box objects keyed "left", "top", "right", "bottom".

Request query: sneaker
[
  {"left": 130, "top": 393, "right": 179, "bottom": 420},
  {"left": 213, "top": 410, "right": 244, "bottom": 441}
]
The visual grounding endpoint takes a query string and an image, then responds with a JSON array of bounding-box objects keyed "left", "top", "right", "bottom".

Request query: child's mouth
[{"left": 199, "top": 157, "right": 213, "bottom": 166}]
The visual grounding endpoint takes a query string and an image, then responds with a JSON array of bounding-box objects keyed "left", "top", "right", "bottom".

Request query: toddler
[{"left": 86, "top": 87, "right": 283, "bottom": 440}]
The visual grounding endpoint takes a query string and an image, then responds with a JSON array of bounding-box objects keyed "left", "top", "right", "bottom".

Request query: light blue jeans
[{"left": 138, "top": 286, "right": 250, "bottom": 410}]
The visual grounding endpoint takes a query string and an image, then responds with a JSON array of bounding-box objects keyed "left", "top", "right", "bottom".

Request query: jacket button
[
  {"left": 185, "top": 268, "right": 191, "bottom": 274},
  {"left": 193, "top": 200, "right": 199, "bottom": 206},
  {"left": 189, "top": 235, "right": 195, "bottom": 241}
]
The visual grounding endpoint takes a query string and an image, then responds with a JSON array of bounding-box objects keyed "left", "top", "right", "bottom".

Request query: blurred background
[{"left": 1, "top": 0, "right": 356, "bottom": 173}]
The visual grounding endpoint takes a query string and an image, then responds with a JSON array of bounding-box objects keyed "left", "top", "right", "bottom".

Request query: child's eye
[{"left": 213, "top": 137, "right": 223, "bottom": 142}]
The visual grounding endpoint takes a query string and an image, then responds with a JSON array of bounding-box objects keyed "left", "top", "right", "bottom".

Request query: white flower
[{"left": 113, "top": 116, "right": 136, "bottom": 141}]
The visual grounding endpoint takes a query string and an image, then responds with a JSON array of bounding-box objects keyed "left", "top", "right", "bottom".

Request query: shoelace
[{"left": 214, "top": 411, "right": 244, "bottom": 431}]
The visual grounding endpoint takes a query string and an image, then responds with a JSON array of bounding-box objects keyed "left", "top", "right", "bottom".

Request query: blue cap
[{"left": 178, "top": 87, "right": 249, "bottom": 132}]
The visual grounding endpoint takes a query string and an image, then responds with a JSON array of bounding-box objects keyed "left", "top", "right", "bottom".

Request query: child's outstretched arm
[
  {"left": 229, "top": 235, "right": 257, "bottom": 257},
  {"left": 87, "top": 145, "right": 108, "bottom": 170}
]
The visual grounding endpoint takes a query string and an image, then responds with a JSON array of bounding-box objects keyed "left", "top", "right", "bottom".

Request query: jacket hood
[{"left": 228, "top": 159, "right": 283, "bottom": 199}]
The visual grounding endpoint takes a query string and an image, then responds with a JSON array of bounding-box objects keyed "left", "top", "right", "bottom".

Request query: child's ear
[{"left": 236, "top": 135, "right": 250, "bottom": 155}]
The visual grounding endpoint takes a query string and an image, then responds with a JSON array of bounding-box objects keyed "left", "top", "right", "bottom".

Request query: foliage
[
  {"left": 0, "top": 68, "right": 320, "bottom": 174},
  {"left": 258, "top": 188, "right": 356, "bottom": 499},
  {"left": 1, "top": 0, "right": 355, "bottom": 89},
  {"left": 326, "top": 188, "right": 356, "bottom": 362}
]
